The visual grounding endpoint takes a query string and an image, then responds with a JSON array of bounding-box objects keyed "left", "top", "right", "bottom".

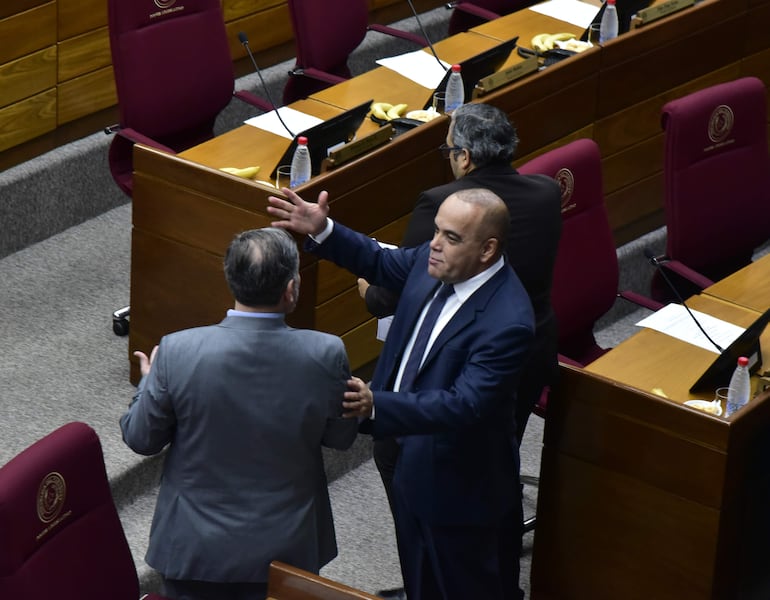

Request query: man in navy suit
[{"left": 268, "top": 187, "right": 534, "bottom": 600}]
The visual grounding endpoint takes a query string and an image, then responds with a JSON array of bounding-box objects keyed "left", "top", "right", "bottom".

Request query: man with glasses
[{"left": 360, "top": 103, "right": 562, "bottom": 522}]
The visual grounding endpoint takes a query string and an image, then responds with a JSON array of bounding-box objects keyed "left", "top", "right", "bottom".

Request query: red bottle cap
[
  {"left": 738, "top": 356, "right": 749, "bottom": 367},
  {"left": 607, "top": 0, "right": 616, "bottom": 4},
  {"left": 297, "top": 136, "right": 308, "bottom": 145},
  {"left": 451, "top": 64, "right": 461, "bottom": 72}
]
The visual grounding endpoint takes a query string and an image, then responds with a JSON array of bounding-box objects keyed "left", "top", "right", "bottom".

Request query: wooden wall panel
[
  {"left": 605, "top": 173, "right": 665, "bottom": 245},
  {"left": 57, "top": 0, "right": 107, "bottom": 40},
  {"left": 225, "top": 4, "right": 293, "bottom": 61},
  {"left": 0, "top": 47, "right": 56, "bottom": 108},
  {"left": 0, "top": 89, "right": 57, "bottom": 152},
  {"left": 0, "top": 3, "right": 56, "bottom": 64},
  {"left": 57, "top": 66, "right": 116, "bottom": 124},
  {"left": 58, "top": 27, "right": 111, "bottom": 82},
  {"left": 0, "top": 0, "right": 48, "bottom": 20}
]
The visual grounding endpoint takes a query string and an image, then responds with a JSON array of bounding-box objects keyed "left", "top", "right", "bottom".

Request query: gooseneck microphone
[
  {"left": 644, "top": 248, "right": 724, "bottom": 353},
  {"left": 405, "top": 0, "right": 447, "bottom": 71},
  {"left": 238, "top": 32, "right": 295, "bottom": 138}
]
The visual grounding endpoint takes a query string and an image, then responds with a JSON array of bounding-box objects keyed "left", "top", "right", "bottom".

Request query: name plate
[
  {"left": 631, "top": 0, "right": 694, "bottom": 27},
  {"left": 320, "top": 125, "right": 393, "bottom": 173},
  {"left": 472, "top": 57, "right": 539, "bottom": 98}
]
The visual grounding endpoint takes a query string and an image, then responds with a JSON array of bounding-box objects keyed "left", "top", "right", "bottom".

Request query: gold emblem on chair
[
  {"left": 37, "top": 472, "right": 66, "bottom": 524},
  {"left": 708, "top": 104, "right": 734, "bottom": 144},
  {"left": 154, "top": 0, "right": 176, "bottom": 9},
  {"left": 555, "top": 167, "right": 576, "bottom": 213}
]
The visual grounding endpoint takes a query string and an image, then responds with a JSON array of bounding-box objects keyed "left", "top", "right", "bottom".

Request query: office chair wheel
[{"left": 112, "top": 306, "right": 130, "bottom": 336}]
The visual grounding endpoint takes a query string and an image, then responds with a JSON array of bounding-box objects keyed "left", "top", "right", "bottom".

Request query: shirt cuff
[{"left": 309, "top": 218, "right": 334, "bottom": 244}]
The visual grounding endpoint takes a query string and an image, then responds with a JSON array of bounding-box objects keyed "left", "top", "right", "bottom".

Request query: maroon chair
[
  {"left": 652, "top": 76, "right": 770, "bottom": 302},
  {"left": 106, "top": 0, "right": 271, "bottom": 197},
  {"left": 0, "top": 422, "right": 169, "bottom": 599},
  {"left": 282, "top": 0, "right": 427, "bottom": 105},
  {"left": 446, "top": 0, "right": 537, "bottom": 36},
  {"left": 519, "top": 138, "right": 662, "bottom": 366},
  {"left": 517, "top": 139, "right": 662, "bottom": 532}
]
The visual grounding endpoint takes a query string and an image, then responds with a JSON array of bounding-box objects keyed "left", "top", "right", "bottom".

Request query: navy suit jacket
[{"left": 308, "top": 221, "right": 534, "bottom": 526}]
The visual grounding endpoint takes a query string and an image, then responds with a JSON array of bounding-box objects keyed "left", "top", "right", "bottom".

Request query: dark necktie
[{"left": 400, "top": 283, "right": 454, "bottom": 391}]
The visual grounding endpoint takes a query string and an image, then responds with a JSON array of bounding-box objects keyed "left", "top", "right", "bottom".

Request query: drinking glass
[{"left": 275, "top": 165, "right": 291, "bottom": 190}]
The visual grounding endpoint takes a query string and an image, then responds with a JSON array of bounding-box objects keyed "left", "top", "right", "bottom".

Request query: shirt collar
[
  {"left": 451, "top": 255, "right": 505, "bottom": 303},
  {"left": 226, "top": 309, "right": 284, "bottom": 319}
]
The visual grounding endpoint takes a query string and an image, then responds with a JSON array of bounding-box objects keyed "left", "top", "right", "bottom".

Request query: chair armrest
[
  {"left": 557, "top": 353, "right": 584, "bottom": 368},
  {"left": 617, "top": 290, "right": 665, "bottom": 312},
  {"left": 452, "top": 2, "right": 501, "bottom": 21},
  {"left": 233, "top": 90, "right": 273, "bottom": 113},
  {"left": 290, "top": 67, "right": 347, "bottom": 86},
  {"left": 656, "top": 258, "right": 715, "bottom": 290},
  {"left": 110, "top": 127, "right": 176, "bottom": 154},
  {"left": 367, "top": 24, "right": 427, "bottom": 47}
]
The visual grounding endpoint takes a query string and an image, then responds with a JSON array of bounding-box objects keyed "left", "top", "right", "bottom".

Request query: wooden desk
[
  {"left": 531, "top": 294, "right": 770, "bottom": 599},
  {"left": 703, "top": 253, "right": 770, "bottom": 314},
  {"left": 128, "top": 0, "right": 768, "bottom": 382}
]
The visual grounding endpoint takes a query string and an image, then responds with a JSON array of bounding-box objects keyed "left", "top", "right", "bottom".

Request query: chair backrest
[
  {"left": 660, "top": 76, "right": 770, "bottom": 284},
  {"left": 519, "top": 138, "right": 619, "bottom": 365},
  {"left": 283, "top": 0, "right": 368, "bottom": 104},
  {"left": 108, "top": 0, "right": 235, "bottom": 146},
  {"left": 267, "top": 561, "right": 381, "bottom": 599},
  {"left": 0, "top": 422, "right": 141, "bottom": 599},
  {"left": 448, "top": 0, "right": 536, "bottom": 35}
]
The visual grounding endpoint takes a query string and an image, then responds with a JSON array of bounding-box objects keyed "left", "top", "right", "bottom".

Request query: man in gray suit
[{"left": 120, "top": 227, "right": 358, "bottom": 600}]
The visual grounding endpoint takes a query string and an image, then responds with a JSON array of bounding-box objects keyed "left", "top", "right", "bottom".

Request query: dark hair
[
  {"left": 223, "top": 228, "right": 299, "bottom": 307},
  {"left": 450, "top": 103, "right": 519, "bottom": 166}
]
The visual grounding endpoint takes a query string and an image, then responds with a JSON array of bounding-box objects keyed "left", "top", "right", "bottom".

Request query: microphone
[
  {"left": 405, "top": 0, "right": 447, "bottom": 71},
  {"left": 644, "top": 248, "right": 724, "bottom": 353},
  {"left": 238, "top": 32, "right": 295, "bottom": 138}
]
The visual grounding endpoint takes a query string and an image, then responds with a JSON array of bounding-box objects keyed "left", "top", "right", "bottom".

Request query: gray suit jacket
[{"left": 120, "top": 315, "right": 357, "bottom": 583}]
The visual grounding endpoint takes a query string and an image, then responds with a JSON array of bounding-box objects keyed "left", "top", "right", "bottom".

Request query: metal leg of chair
[{"left": 521, "top": 474, "right": 539, "bottom": 533}]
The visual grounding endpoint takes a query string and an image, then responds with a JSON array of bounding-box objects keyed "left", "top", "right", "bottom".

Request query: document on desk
[
  {"left": 636, "top": 303, "right": 746, "bottom": 354},
  {"left": 376, "top": 50, "right": 450, "bottom": 89},
  {"left": 528, "top": 0, "right": 601, "bottom": 28},
  {"left": 244, "top": 107, "right": 322, "bottom": 140}
]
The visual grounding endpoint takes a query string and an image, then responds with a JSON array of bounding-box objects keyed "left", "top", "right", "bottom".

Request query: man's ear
[{"left": 480, "top": 237, "right": 500, "bottom": 263}]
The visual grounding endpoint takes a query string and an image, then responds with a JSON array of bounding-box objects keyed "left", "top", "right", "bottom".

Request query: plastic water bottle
[
  {"left": 599, "top": 0, "right": 619, "bottom": 43},
  {"left": 289, "top": 136, "right": 311, "bottom": 188},
  {"left": 444, "top": 64, "right": 465, "bottom": 113},
  {"left": 725, "top": 356, "right": 751, "bottom": 416}
]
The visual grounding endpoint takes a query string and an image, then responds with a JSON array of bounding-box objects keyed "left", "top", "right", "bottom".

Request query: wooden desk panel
[
  {"left": 703, "top": 253, "right": 770, "bottom": 314},
  {"left": 533, "top": 363, "right": 770, "bottom": 599}
]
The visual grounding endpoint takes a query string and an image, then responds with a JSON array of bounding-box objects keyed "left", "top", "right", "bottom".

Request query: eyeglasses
[{"left": 439, "top": 143, "right": 464, "bottom": 159}]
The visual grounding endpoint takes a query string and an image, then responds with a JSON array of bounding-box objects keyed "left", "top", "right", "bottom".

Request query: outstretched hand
[
  {"left": 267, "top": 188, "right": 330, "bottom": 236},
  {"left": 134, "top": 345, "right": 158, "bottom": 377}
]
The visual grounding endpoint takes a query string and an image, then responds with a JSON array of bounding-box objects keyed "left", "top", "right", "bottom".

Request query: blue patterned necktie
[{"left": 400, "top": 283, "right": 454, "bottom": 391}]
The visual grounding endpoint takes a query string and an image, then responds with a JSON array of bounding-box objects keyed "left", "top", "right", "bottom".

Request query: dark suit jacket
[
  {"left": 308, "top": 222, "right": 535, "bottom": 527},
  {"left": 365, "top": 163, "right": 562, "bottom": 435}
]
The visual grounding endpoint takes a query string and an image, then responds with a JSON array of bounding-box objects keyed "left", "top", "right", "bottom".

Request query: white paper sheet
[
  {"left": 376, "top": 49, "right": 451, "bottom": 89},
  {"left": 528, "top": 0, "right": 601, "bottom": 29},
  {"left": 635, "top": 303, "right": 746, "bottom": 354},
  {"left": 244, "top": 107, "right": 323, "bottom": 140}
]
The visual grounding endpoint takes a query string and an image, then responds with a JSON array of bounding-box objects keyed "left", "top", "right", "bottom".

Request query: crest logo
[
  {"left": 708, "top": 104, "right": 733, "bottom": 144},
  {"left": 37, "top": 472, "right": 66, "bottom": 523},
  {"left": 555, "top": 167, "right": 575, "bottom": 213},
  {"left": 154, "top": 0, "right": 176, "bottom": 8}
]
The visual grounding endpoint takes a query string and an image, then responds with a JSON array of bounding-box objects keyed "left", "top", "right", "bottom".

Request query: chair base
[{"left": 112, "top": 305, "right": 130, "bottom": 336}]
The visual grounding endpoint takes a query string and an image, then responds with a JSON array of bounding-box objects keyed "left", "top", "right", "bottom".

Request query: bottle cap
[
  {"left": 297, "top": 136, "right": 308, "bottom": 145},
  {"left": 738, "top": 356, "right": 749, "bottom": 367},
  {"left": 451, "top": 64, "right": 461, "bottom": 72},
  {"left": 607, "top": 0, "right": 616, "bottom": 4}
]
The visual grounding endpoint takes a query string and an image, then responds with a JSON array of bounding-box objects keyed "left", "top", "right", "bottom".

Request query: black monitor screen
[
  {"left": 689, "top": 306, "right": 770, "bottom": 393},
  {"left": 270, "top": 99, "right": 373, "bottom": 179},
  {"left": 422, "top": 37, "right": 518, "bottom": 110}
]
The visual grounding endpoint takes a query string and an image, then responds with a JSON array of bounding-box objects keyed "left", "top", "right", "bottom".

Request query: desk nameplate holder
[
  {"left": 472, "top": 56, "right": 539, "bottom": 99},
  {"left": 630, "top": 0, "right": 694, "bottom": 29},
  {"left": 320, "top": 124, "right": 393, "bottom": 173}
]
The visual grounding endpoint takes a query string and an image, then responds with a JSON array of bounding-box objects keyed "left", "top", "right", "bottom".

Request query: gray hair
[
  {"left": 224, "top": 228, "right": 299, "bottom": 307},
  {"left": 450, "top": 103, "right": 519, "bottom": 166}
]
